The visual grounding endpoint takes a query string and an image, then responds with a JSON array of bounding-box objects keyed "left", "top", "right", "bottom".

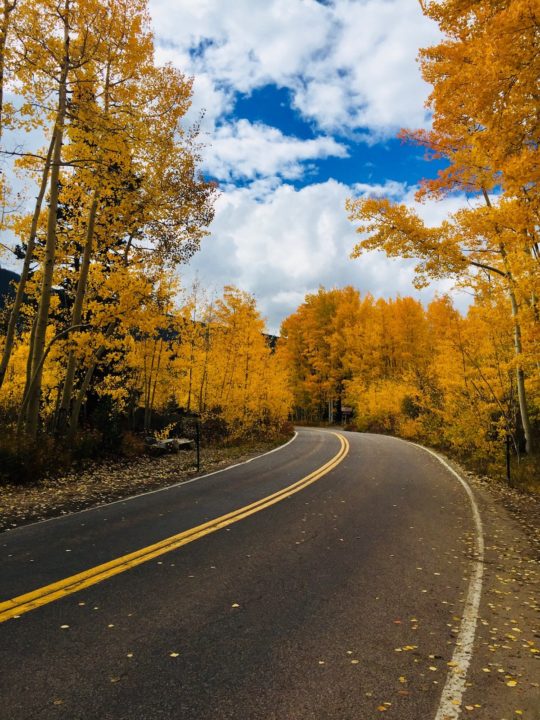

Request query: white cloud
[
  {"left": 180, "top": 179, "right": 470, "bottom": 333},
  {"left": 149, "top": 0, "right": 440, "bottom": 136},
  {"left": 202, "top": 119, "right": 348, "bottom": 181},
  {"left": 305, "top": 0, "right": 440, "bottom": 132},
  {"left": 148, "top": 1, "right": 466, "bottom": 330}
]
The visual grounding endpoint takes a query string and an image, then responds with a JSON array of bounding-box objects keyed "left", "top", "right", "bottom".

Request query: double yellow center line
[{"left": 0, "top": 432, "right": 349, "bottom": 623}]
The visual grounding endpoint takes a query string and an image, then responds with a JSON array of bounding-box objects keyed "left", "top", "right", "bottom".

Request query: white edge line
[
  {"left": 6, "top": 431, "right": 299, "bottom": 533},
  {"left": 406, "top": 440, "right": 485, "bottom": 720}
]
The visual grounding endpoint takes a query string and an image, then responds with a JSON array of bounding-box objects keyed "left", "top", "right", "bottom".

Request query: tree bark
[
  {"left": 57, "top": 191, "right": 99, "bottom": 429},
  {"left": 17, "top": 323, "right": 88, "bottom": 433},
  {"left": 482, "top": 189, "right": 535, "bottom": 455},
  {"left": 508, "top": 288, "right": 534, "bottom": 455},
  {"left": 0, "top": 133, "right": 56, "bottom": 389},
  {"left": 69, "top": 321, "right": 116, "bottom": 437},
  {"left": 24, "top": 3, "right": 70, "bottom": 439}
]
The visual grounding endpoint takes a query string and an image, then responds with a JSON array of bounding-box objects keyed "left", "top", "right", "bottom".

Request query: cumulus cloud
[
  {"left": 148, "top": 1, "right": 468, "bottom": 330},
  {"left": 202, "top": 120, "right": 348, "bottom": 181},
  {"left": 294, "top": 0, "right": 441, "bottom": 132},
  {"left": 180, "top": 179, "right": 470, "bottom": 333},
  {"left": 149, "top": 0, "right": 440, "bottom": 136}
]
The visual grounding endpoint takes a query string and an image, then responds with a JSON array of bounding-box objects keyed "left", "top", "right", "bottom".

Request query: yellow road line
[{"left": 0, "top": 432, "right": 349, "bottom": 623}]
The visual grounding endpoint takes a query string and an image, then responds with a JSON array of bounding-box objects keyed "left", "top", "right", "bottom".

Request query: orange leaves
[
  {"left": 281, "top": 279, "right": 538, "bottom": 472},
  {"left": 346, "top": 196, "right": 469, "bottom": 290},
  {"left": 418, "top": 0, "right": 540, "bottom": 196},
  {"left": 344, "top": 0, "right": 539, "bottom": 459}
]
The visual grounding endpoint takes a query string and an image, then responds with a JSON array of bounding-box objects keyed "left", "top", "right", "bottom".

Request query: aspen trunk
[
  {"left": 69, "top": 322, "right": 116, "bottom": 437},
  {"left": 57, "top": 55, "right": 111, "bottom": 430},
  {"left": 482, "top": 190, "right": 535, "bottom": 455},
  {"left": 0, "top": 0, "right": 16, "bottom": 139},
  {"left": 148, "top": 340, "right": 163, "bottom": 430},
  {"left": 17, "top": 314, "right": 37, "bottom": 432},
  {"left": 0, "top": 133, "right": 56, "bottom": 389},
  {"left": 498, "top": 251, "right": 535, "bottom": 456},
  {"left": 509, "top": 289, "right": 534, "bottom": 455},
  {"left": 198, "top": 327, "right": 210, "bottom": 413},
  {"left": 57, "top": 191, "right": 99, "bottom": 429},
  {"left": 186, "top": 339, "right": 195, "bottom": 411},
  {"left": 143, "top": 340, "right": 158, "bottom": 432},
  {"left": 17, "top": 323, "right": 87, "bottom": 433},
  {"left": 24, "top": 10, "right": 70, "bottom": 439}
]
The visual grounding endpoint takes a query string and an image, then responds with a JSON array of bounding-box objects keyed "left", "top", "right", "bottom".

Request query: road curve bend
[{"left": 0, "top": 428, "right": 483, "bottom": 720}]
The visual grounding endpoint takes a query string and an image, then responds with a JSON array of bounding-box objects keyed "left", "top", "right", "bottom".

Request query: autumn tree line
[
  {"left": 345, "top": 0, "right": 538, "bottom": 463},
  {"left": 279, "top": 287, "right": 538, "bottom": 481},
  {"left": 0, "top": 0, "right": 538, "bottom": 486},
  {"left": 0, "top": 0, "right": 291, "bottom": 476},
  {"left": 281, "top": 0, "right": 538, "bottom": 482}
]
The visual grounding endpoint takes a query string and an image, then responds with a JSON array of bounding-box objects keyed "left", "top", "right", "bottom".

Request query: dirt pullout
[{"left": 0, "top": 438, "right": 291, "bottom": 533}]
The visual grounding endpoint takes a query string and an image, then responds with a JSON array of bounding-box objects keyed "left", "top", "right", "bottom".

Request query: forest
[
  {"left": 0, "top": 0, "right": 538, "bottom": 489},
  {"left": 0, "top": 0, "right": 291, "bottom": 479},
  {"left": 279, "top": 287, "right": 538, "bottom": 487},
  {"left": 344, "top": 0, "right": 539, "bottom": 485},
  {"left": 283, "top": 0, "right": 538, "bottom": 486}
]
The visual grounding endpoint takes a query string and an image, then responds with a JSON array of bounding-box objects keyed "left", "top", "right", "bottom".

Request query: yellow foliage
[{"left": 281, "top": 286, "right": 538, "bottom": 475}]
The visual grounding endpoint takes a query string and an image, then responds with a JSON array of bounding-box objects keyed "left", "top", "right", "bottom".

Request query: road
[{"left": 1, "top": 428, "right": 485, "bottom": 719}]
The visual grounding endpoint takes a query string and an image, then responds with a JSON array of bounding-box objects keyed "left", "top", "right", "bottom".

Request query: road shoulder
[
  {"left": 0, "top": 435, "right": 293, "bottom": 533},
  {"left": 432, "top": 453, "right": 540, "bottom": 719}
]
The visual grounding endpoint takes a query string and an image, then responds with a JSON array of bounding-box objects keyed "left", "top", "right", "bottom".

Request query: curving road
[{"left": 0, "top": 428, "right": 483, "bottom": 719}]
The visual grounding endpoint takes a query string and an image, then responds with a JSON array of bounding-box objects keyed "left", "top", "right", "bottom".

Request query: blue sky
[
  {"left": 143, "top": 0, "right": 469, "bottom": 334},
  {"left": 229, "top": 84, "right": 447, "bottom": 191}
]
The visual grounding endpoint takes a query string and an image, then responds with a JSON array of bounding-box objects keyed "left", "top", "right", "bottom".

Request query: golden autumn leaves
[
  {"left": 280, "top": 284, "right": 536, "bottom": 479},
  {"left": 0, "top": 0, "right": 217, "bottom": 442},
  {"left": 346, "top": 0, "right": 539, "bottom": 459},
  {"left": 0, "top": 0, "right": 294, "bottom": 453}
]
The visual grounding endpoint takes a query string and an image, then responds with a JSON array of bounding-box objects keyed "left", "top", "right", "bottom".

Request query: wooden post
[
  {"left": 506, "top": 434, "right": 512, "bottom": 486},
  {"left": 196, "top": 418, "right": 200, "bottom": 472}
]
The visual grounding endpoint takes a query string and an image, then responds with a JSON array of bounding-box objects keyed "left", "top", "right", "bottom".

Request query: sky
[
  {"left": 1, "top": 0, "right": 471, "bottom": 334},
  {"left": 148, "top": 0, "right": 471, "bottom": 333}
]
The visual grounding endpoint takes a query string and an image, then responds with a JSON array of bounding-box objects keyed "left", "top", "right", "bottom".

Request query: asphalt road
[{"left": 1, "top": 428, "right": 482, "bottom": 720}]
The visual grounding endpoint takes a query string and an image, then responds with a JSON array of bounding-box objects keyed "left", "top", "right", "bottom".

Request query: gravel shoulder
[
  {"left": 0, "top": 437, "right": 292, "bottom": 533},
  {"left": 433, "top": 454, "right": 540, "bottom": 719}
]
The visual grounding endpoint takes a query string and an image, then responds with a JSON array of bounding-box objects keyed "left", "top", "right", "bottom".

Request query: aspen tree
[
  {"left": 57, "top": 0, "right": 155, "bottom": 430},
  {"left": 6, "top": 0, "right": 105, "bottom": 437},
  {"left": 0, "top": 0, "right": 17, "bottom": 137},
  {"left": 347, "top": 0, "right": 538, "bottom": 454}
]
